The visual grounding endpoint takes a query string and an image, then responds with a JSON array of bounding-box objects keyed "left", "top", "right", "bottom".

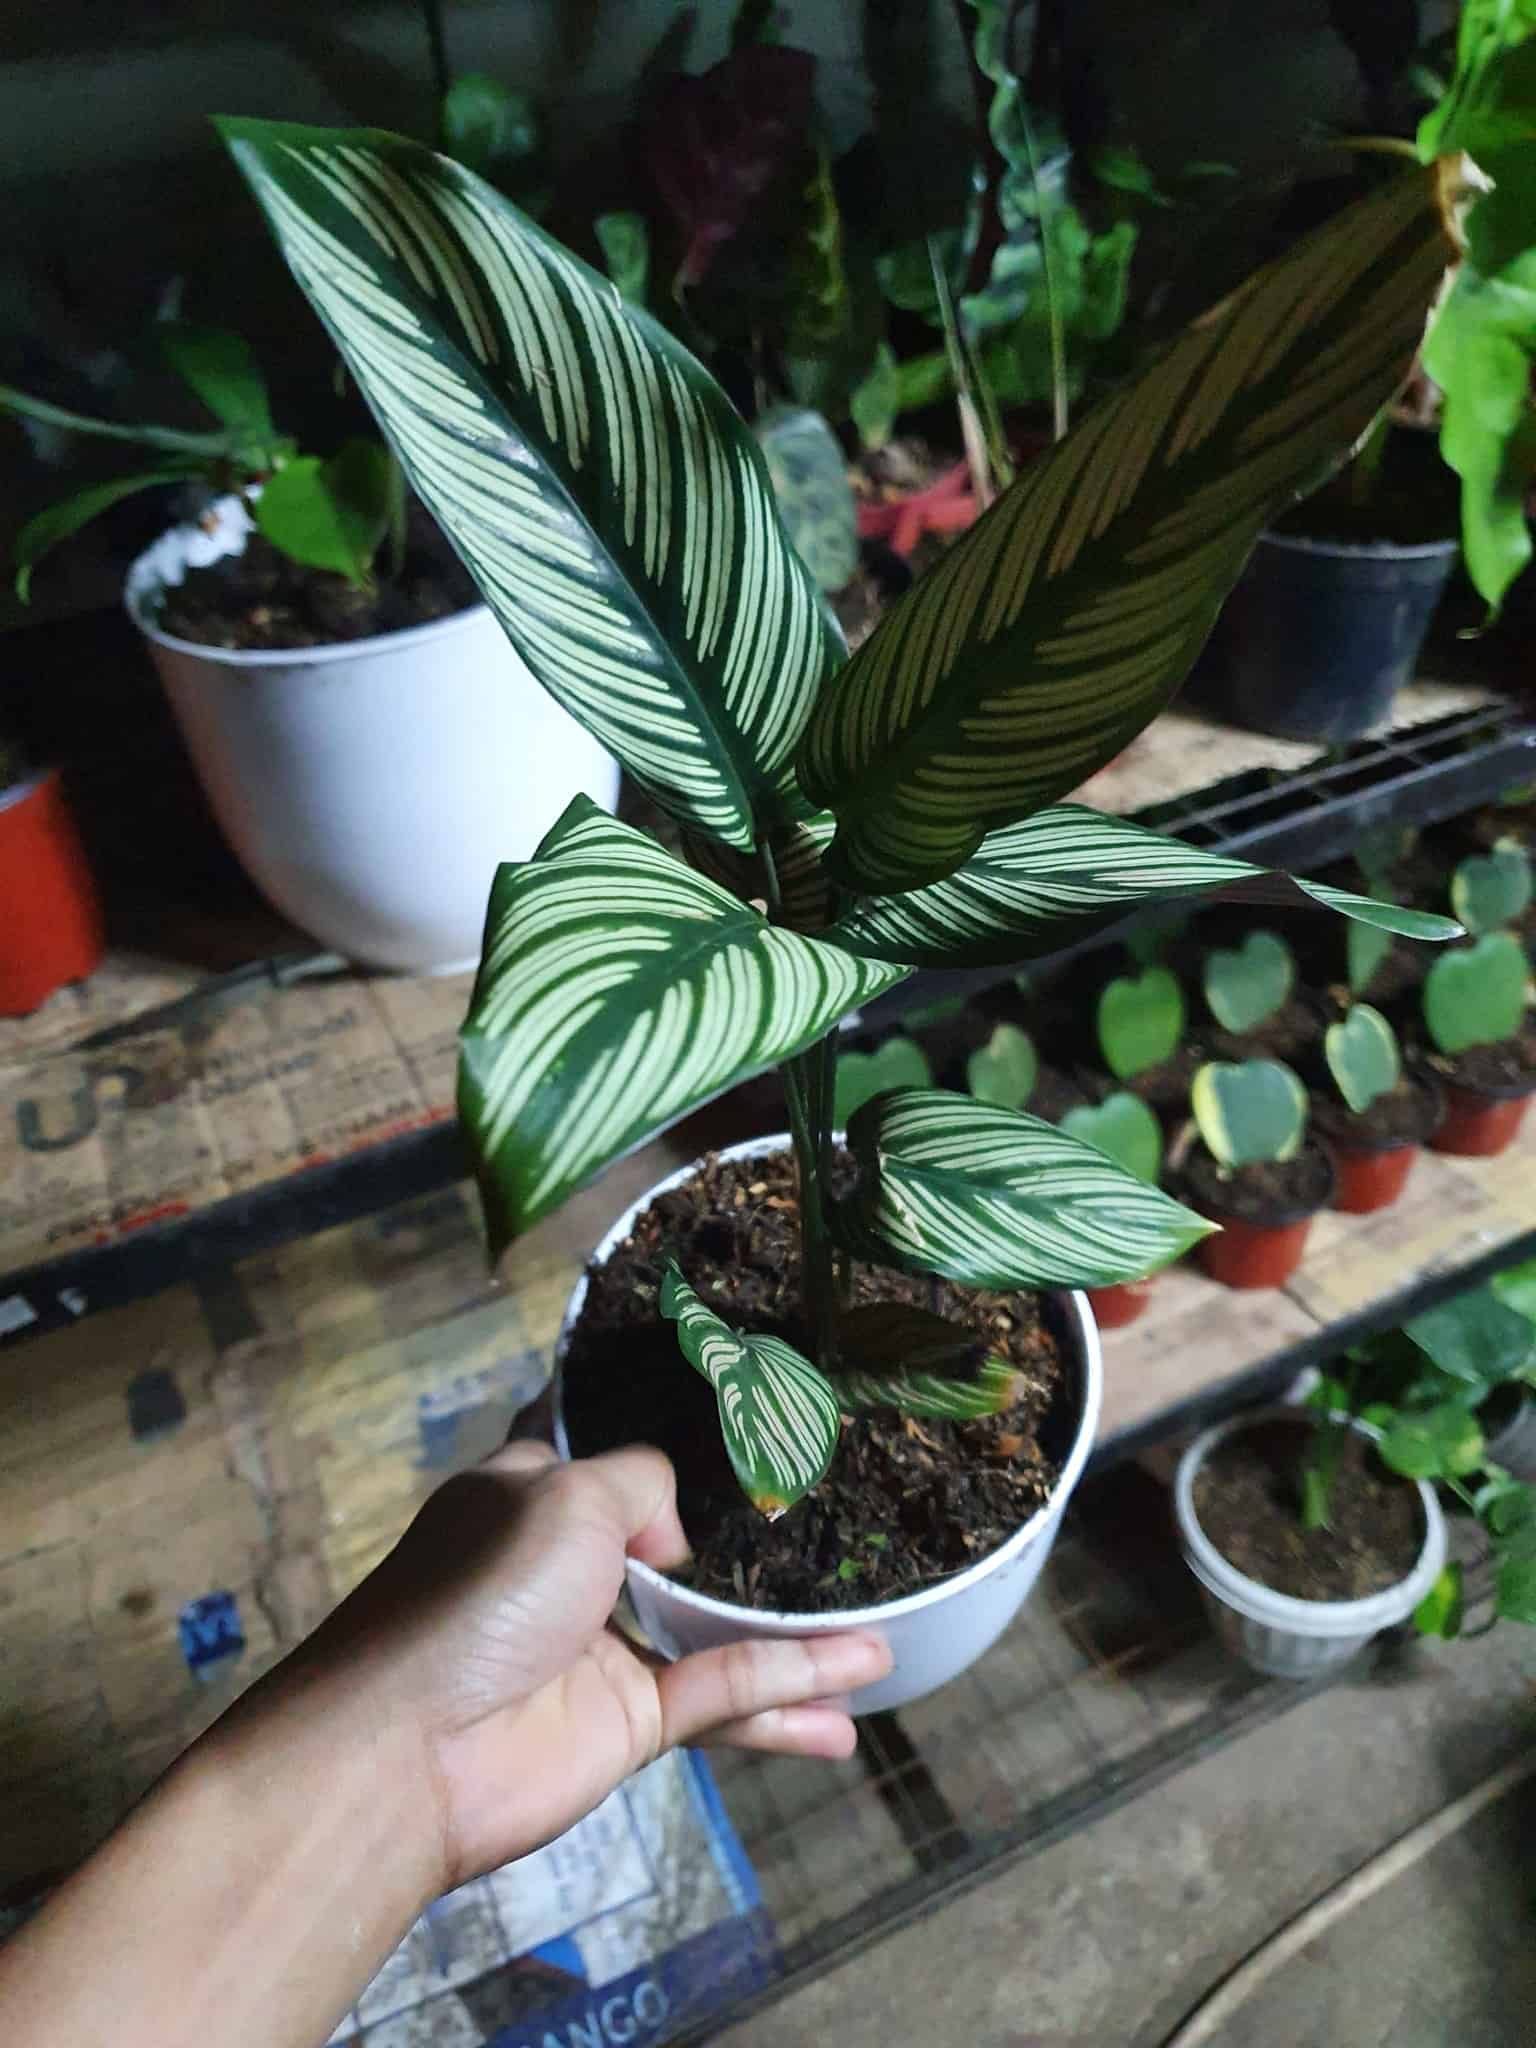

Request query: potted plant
[
  {"left": 1380, "top": 1284, "right": 1536, "bottom": 1500},
  {"left": 1184, "top": 1059, "right": 1334, "bottom": 1289},
  {"left": 1422, "top": 846, "right": 1535, "bottom": 1156},
  {"left": 2, "top": 329, "right": 618, "bottom": 973},
  {"left": 223, "top": 115, "right": 1458, "bottom": 1709},
  {"left": 1059, "top": 1092, "right": 1168, "bottom": 1328},
  {"left": 1316, "top": 1002, "right": 1440, "bottom": 1213},
  {"left": 1202, "top": 928, "right": 1315, "bottom": 1060},
  {"left": 1094, "top": 955, "right": 1191, "bottom": 1118},
  {"left": 0, "top": 732, "right": 103, "bottom": 1016}
]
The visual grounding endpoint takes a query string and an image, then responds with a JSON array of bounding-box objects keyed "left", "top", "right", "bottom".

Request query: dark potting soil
[
  {"left": 1208, "top": 995, "right": 1323, "bottom": 1065},
  {"left": 561, "top": 1147, "right": 1065, "bottom": 1613},
  {"left": 1193, "top": 1420, "right": 1423, "bottom": 1601},
  {"left": 1427, "top": 1024, "right": 1536, "bottom": 1097},
  {"left": 157, "top": 531, "right": 478, "bottom": 650},
  {"left": 1312, "top": 1074, "right": 1439, "bottom": 1149},
  {"left": 1180, "top": 1141, "right": 1332, "bottom": 1224},
  {"left": 1100, "top": 1045, "right": 1205, "bottom": 1120}
]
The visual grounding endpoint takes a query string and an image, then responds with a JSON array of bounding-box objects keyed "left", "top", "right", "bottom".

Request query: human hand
[{"left": 288, "top": 1443, "right": 891, "bottom": 1892}]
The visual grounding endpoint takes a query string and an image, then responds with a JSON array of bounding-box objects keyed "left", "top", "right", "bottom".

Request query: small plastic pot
[
  {"left": 1330, "top": 1140, "right": 1420, "bottom": 1214},
  {"left": 1086, "top": 1278, "right": 1156, "bottom": 1329},
  {"left": 1430, "top": 1079, "right": 1533, "bottom": 1158},
  {"left": 1190, "top": 1149, "right": 1335, "bottom": 1290},
  {"left": 0, "top": 769, "right": 104, "bottom": 1016},
  {"left": 555, "top": 1134, "right": 1104, "bottom": 1715},
  {"left": 1174, "top": 1407, "right": 1447, "bottom": 1679}
]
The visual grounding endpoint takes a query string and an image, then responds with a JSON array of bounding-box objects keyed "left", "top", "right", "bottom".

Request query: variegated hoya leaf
[
  {"left": 458, "top": 799, "right": 907, "bottom": 1250},
  {"left": 837, "top": 1088, "right": 1213, "bottom": 1291},
  {"left": 824, "top": 805, "right": 1461, "bottom": 968},
  {"left": 799, "top": 171, "right": 1448, "bottom": 890},
  {"left": 218, "top": 118, "right": 843, "bottom": 849},
  {"left": 833, "top": 1302, "right": 1023, "bottom": 1419},
  {"left": 660, "top": 1264, "right": 840, "bottom": 1514}
]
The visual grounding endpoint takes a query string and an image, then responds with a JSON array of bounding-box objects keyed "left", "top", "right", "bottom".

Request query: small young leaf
[
  {"left": 1404, "top": 1287, "right": 1535, "bottom": 1397},
  {"left": 1203, "top": 930, "right": 1295, "bottom": 1034},
  {"left": 1414, "top": 1561, "right": 1464, "bottom": 1639},
  {"left": 834, "top": 1036, "right": 933, "bottom": 1128},
  {"left": 158, "top": 321, "right": 274, "bottom": 438},
  {"left": 753, "top": 406, "right": 858, "bottom": 593},
  {"left": 1376, "top": 1401, "right": 1485, "bottom": 1481},
  {"left": 1096, "top": 965, "right": 1184, "bottom": 1079},
  {"left": 1190, "top": 1059, "right": 1307, "bottom": 1169},
  {"left": 1422, "top": 932, "right": 1529, "bottom": 1054},
  {"left": 1450, "top": 839, "right": 1533, "bottom": 936},
  {"left": 594, "top": 212, "right": 650, "bottom": 305},
  {"left": 1061, "top": 1092, "right": 1162, "bottom": 1185},
  {"left": 833, "top": 1301, "right": 1021, "bottom": 1419},
  {"left": 967, "top": 1022, "right": 1038, "bottom": 1110},
  {"left": 660, "top": 1263, "right": 841, "bottom": 1515},
  {"left": 1324, "top": 1003, "right": 1401, "bottom": 1115},
  {"left": 254, "top": 438, "right": 393, "bottom": 586}
]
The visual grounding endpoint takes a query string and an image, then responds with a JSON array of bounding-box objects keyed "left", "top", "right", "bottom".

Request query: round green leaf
[
  {"left": 1061, "top": 1092, "right": 1163, "bottom": 1185},
  {"left": 966, "top": 1022, "right": 1038, "bottom": 1110},
  {"left": 1324, "top": 1003, "right": 1401, "bottom": 1114},
  {"left": 1190, "top": 1059, "right": 1307, "bottom": 1169},
  {"left": 1423, "top": 932, "right": 1529, "bottom": 1054},
  {"left": 1097, "top": 966, "right": 1184, "bottom": 1079},
  {"left": 1203, "top": 930, "right": 1295, "bottom": 1034}
]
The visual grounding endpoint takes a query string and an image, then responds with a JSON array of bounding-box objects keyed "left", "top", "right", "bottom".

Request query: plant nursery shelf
[{"left": 0, "top": 684, "right": 1527, "bottom": 1360}]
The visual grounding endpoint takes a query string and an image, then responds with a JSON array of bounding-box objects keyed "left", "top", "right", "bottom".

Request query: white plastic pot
[
  {"left": 126, "top": 499, "right": 619, "bottom": 973},
  {"left": 554, "top": 1134, "right": 1103, "bottom": 1715},
  {"left": 1174, "top": 1407, "right": 1447, "bottom": 1680}
]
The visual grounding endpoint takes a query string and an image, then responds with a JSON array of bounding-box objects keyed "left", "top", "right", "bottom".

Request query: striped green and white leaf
[
  {"left": 660, "top": 1264, "right": 840, "bottom": 1514},
  {"left": 798, "top": 171, "right": 1448, "bottom": 891},
  {"left": 832, "top": 1302, "right": 1022, "bottom": 1419},
  {"left": 836, "top": 1088, "right": 1213, "bottom": 1291},
  {"left": 823, "top": 804, "right": 1460, "bottom": 968},
  {"left": 458, "top": 798, "right": 906, "bottom": 1251},
  {"left": 217, "top": 118, "right": 843, "bottom": 850}
]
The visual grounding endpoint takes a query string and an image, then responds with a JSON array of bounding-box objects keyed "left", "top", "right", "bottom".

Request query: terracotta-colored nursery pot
[
  {"left": 1191, "top": 1150, "right": 1336, "bottom": 1291},
  {"left": 1430, "top": 1081, "right": 1533, "bottom": 1159},
  {"left": 1330, "top": 1140, "right": 1420, "bottom": 1214},
  {"left": 0, "top": 769, "right": 103, "bottom": 1016},
  {"left": 1086, "top": 1278, "right": 1157, "bottom": 1328}
]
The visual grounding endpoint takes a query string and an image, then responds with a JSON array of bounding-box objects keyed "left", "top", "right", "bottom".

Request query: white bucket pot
[
  {"left": 126, "top": 498, "right": 619, "bottom": 973},
  {"left": 555, "top": 1134, "right": 1104, "bottom": 1715},
  {"left": 1174, "top": 1407, "right": 1447, "bottom": 1680}
]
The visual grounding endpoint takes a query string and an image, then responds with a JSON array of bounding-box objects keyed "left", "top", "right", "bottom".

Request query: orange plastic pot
[
  {"left": 1430, "top": 1082, "right": 1532, "bottom": 1159},
  {"left": 0, "top": 769, "right": 104, "bottom": 1015},
  {"left": 1086, "top": 1279, "right": 1156, "bottom": 1329},
  {"left": 1330, "top": 1140, "right": 1420, "bottom": 1214},
  {"left": 1196, "top": 1213, "right": 1317, "bottom": 1290}
]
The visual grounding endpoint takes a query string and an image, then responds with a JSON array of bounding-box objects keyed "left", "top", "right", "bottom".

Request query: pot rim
[
  {"left": 1182, "top": 1138, "right": 1337, "bottom": 1230},
  {"left": 1437, "top": 1061, "right": 1536, "bottom": 1106},
  {"left": 1174, "top": 1405, "right": 1446, "bottom": 1635},
  {"left": 123, "top": 493, "right": 490, "bottom": 670},
  {"left": 554, "top": 1131, "right": 1103, "bottom": 1632},
  {"left": 1256, "top": 528, "right": 1461, "bottom": 565}
]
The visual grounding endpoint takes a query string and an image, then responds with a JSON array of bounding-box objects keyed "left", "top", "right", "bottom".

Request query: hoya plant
[
  {"left": 1324, "top": 1003, "right": 1402, "bottom": 1116},
  {"left": 221, "top": 117, "right": 1459, "bottom": 1515},
  {"left": 1450, "top": 840, "right": 1532, "bottom": 936},
  {"left": 967, "top": 1022, "right": 1038, "bottom": 1110},
  {"left": 2, "top": 326, "right": 401, "bottom": 598},
  {"left": 834, "top": 1034, "right": 932, "bottom": 1128},
  {"left": 1423, "top": 932, "right": 1529, "bottom": 1056},
  {"left": 1097, "top": 964, "right": 1184, "bottom": 1080},
  {"left": 1191, "top": 1059, "right": 1309, "bottom": 1174},
  {"left": 1062, "top": 1092, "right": 1164, "bottom": 1188},
  {"left": 1203, "top": 930, "right": 1296, "bottom": 1036}
]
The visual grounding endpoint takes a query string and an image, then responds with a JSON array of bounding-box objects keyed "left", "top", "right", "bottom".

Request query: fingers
[
  {"left": 706, "top": 1705, "right": 860, "bottom": 1761},
  {"left": 655, "top": 1633, "right": 891, "bottom": 1752}
]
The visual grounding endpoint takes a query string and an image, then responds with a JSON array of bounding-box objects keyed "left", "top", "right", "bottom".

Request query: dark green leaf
[
  {"left": 158, "top": 322, "right": 275, "bottom": 438},
  {"left": 254, "top": 439, "right": 392, "bottom": 586},
  {"left": 832, "top": 1301, "right": 1022, "bottom": 1418},
  {"left": 1404, "top": 1287, "right": 1535, "bottom": 1396},
  {"left": 1495, "top": 1550, "right": 1536, "bottom": 1624},
  {"left": 14, "top": 470, "right": 198, "bottom": 601}
]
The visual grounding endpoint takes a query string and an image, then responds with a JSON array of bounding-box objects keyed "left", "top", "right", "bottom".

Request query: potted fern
[
  {"left": 221, "top": 118, "right": 1458, "bottom": 1709},
  {"left": 1423, "top": 844, "right": 1535, "bottom": 1157}
]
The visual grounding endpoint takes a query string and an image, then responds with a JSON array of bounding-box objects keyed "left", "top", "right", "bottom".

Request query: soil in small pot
[
  {"left": 1311, "top": 1074, "right": 1439, "bottom": 1151},
  {"left": 561, "top": 1147, "right": 1066, "bottom": 1614},
  {"left": 1193, "top": 1419, "right": 1423, "bottom": 1601},
  {"left": 1179, "top": 1141, "right": 1332, "bottom": 1224},
  {"left": 1207, "top": 994, "right": 1323, "bottom": 1065},
  {"left": 1424, "top": 1023, "right": 1536, "bottom": 1098},
  {"left": 157, "top": 531, "right": 479, "bottom": 650},
  {"left": 1091, "top": 1044, "right": 1206, "bottom": 1124}
]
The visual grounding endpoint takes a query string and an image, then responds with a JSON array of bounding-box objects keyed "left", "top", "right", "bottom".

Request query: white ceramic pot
[
  {"left": 1174, "top": 1407, "right": 1447, "bottom": 1680},
  {"left": 126, "top": 498, "right": 619, "bottom": 973},
  {"left": 554, "top": 1134, "right": 1103, "bottom": 1715}
]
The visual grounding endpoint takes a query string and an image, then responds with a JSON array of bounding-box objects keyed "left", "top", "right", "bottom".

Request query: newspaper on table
[{"left": 327, "top": 1751, "right": 777, "bottom": 2048}]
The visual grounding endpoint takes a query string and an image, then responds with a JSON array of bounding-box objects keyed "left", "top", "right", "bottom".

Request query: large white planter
[
  {"left": 555, "top": 1134, "right": 1103, "bottom": 1715},
  {"left": 126, "top": 499, "right": 619, "bottom": 973},
  {"left": 1174, "top": 1407, "right": 1447, "bottom": 1680}
]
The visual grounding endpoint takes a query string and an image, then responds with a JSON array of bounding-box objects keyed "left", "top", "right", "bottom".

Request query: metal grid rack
[{"left": 682, "top": 1461, "right": 1487, "bottom": 2041}]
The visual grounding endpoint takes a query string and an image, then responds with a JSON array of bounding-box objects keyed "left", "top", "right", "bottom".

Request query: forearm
[{"left": 0, "top": 1659, "right": 442, "bottom": 2048}]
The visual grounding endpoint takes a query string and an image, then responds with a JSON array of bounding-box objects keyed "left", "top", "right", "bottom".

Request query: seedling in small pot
[
  {"left": 1450, "top": 839, "right": 1532, "bottom": 938},
  {"left": 1061, "top": 1091, "right": 1166, "bottom": 1326},
  {"left": 1097, "top": 966, "right": 1184, "bottom": 1080},
  {"left": 1320, "top": 1003, "right": 1429, "bottom": 1212},
  {"left": 1191, "top": 1058, "right": 1308, "bottom": 1171},
  {"left": 834, "top": 1036, "right": 933, "bottom": 1128},
  {"left": 1324, "top": 1004, "right": 1400, "bottom": 1113},
  {"left": 1203, "top": 930, "right": 1295, "bottom": 1034},
  {"left": 967, "top": 1022, "right": 1038, "bottom": 1109},
  {"left": 1188, "top": 1059, "right": 1320, "bottom": 1289}
]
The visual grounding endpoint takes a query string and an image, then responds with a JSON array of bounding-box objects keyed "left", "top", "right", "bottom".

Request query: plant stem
[
  {"left": 1018, "top": 100, "right": 1068, "bottom": 442},
  {"left": 1300, "top": 1364, "right": 1358, "bottom": 1532}
]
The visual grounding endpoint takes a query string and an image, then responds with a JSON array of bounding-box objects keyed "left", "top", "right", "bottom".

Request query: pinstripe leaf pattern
[
  {"left": 799, "top": 171, "right": 1449, "bottom": 891},
  {"left": 458, "top": 798, "right": 906, "bottom": 1251},
  {"left": 217, "top": 118, "right": 843, "bottom": 849},
  {"left": 832, "top": 1303, "right": 1022, "bottom": 1419},
  {"left": 825, "top": 805, "right": 1461, "bottom": 968},
  {"left": 660, "top": 1264, "right": 840, "bottom": 1514},
  {"left": 837, "top": 1089, "right": 1214, "bottom": 1290}
]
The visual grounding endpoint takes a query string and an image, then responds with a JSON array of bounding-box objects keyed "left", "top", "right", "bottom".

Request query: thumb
[{"left": 655, "top": 1633, "right": 891, "bottom": 1749}]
